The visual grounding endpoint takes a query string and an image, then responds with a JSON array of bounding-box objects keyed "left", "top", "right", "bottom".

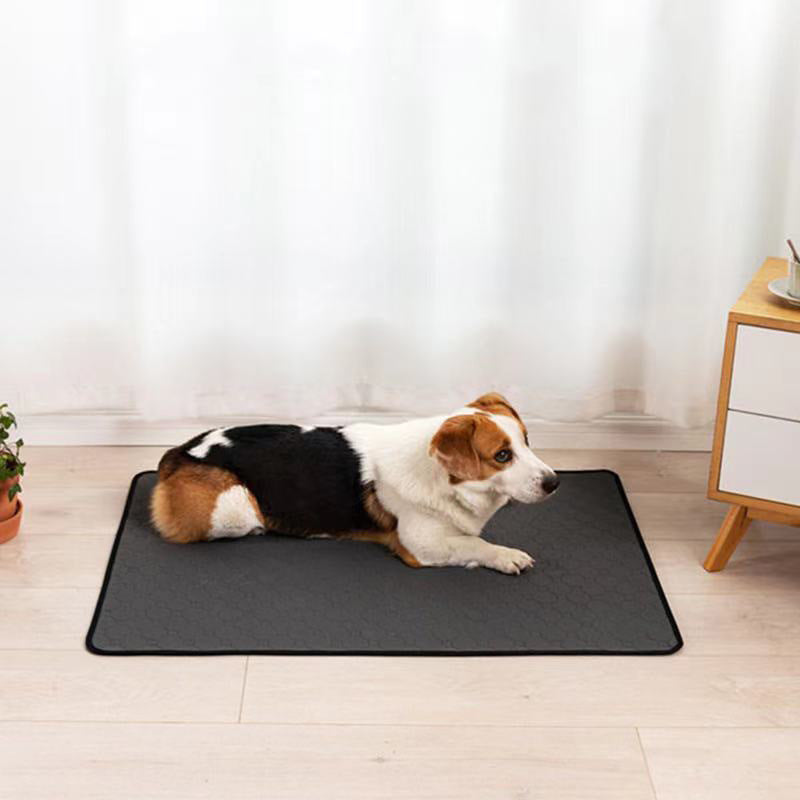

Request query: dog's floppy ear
[
  {"left": 467, "top": 392, "right": 521, "bottom": 422},
  {"left": 429, "top": 415, "right": 480, "bottom": 481}
]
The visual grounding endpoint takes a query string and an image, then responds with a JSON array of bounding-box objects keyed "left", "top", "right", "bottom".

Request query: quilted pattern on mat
[{"left": 88, "top": 471, "right": 681, "bottom": 655}]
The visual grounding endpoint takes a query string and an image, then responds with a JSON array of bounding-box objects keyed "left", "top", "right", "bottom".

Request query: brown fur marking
[
  {"left": 337, "top": 529, "right": 422, "bottom": 568},
  {"left": 362, "top": 483, "right": 398, "bottom": 531},
  {"left": 150, "top": 460, "right": 263, "bottom": 544},
  {"left": 429, "top": 413, "right": 512, "bottom": 483},
  {"left": 468, "top": 391, "right": 529, "bottom": 443}
]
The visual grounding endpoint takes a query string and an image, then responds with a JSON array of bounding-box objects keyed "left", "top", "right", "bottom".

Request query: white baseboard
[{"left": 21, "top": 411, "right": 713, "bottom": 450}]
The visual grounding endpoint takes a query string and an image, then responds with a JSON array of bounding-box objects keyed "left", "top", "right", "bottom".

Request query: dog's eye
[{"left": 494, "top": 449, "right": 513, "bottom": 463}]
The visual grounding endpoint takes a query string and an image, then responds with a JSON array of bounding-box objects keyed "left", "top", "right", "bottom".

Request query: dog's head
[{"left": 429, "top": 392, "right": 559, "bottom": 504}]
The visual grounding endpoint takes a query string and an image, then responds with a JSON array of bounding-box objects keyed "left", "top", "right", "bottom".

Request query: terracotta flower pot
[{"left": 0, "top": 476, "right": 22, "bottom": 544}]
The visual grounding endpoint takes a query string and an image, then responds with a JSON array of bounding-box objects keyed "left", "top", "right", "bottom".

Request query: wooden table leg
[{"left": 703, "top": 504, "right": 751, "bottom": 572}]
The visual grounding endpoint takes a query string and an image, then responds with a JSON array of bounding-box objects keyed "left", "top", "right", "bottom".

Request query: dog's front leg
[
  {"left": 442, "top": 535, "right": 535, "bottom": 574},
  {"left": 398, "top": 511, "right": 534, "bottom": 575}
]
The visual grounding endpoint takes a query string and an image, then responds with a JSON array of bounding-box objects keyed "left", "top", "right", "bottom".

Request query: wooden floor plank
[
  {"left": 241, "top": 655, "right": 800, "bottom": 728},
  {"left": 628, "top": 492, "right": 726, "bottom": 541},
  {"left": 0, "top": 536, "right": 111, "bottom": 589},
  {"left": 542, "top": 450, "right": 711, "bottom": 493},
  {"left": 21, "top": 446, "right": 163, "bottom": 490},
  {"left": 0, "top": 652, "right": 246, "bottom": 723},
  {"left": 629, "top": 492, "right": 797, "bottom": 541},
  {"left": 669, "top": 593, "right": 800, "bottom": 656},
  {"left": 20, "top": 486, "right": 128, "bottom": 536},
  {"left": 649, "top": 540, "right": 800, "bottom": 595},
  {"left": 639, "top": 728, "right": 800, "bottom": 800},
  {"left": 0, "top": 722, "right": 654, "bottom": 800},
  {"left": 0, "top": 588, "right": 97, "bottom": 650}
]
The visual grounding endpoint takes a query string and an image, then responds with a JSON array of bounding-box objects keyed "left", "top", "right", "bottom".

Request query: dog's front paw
[{"left": 487, "top": 545, "right": 535, "bottom": 575}]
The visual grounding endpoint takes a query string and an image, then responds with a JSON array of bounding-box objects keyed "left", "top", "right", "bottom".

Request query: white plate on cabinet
[{"left": 767, "top": 277, "right": 800, "bottom": 307}]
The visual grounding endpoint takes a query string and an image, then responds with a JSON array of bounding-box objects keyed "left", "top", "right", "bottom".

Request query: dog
[{"left": 150, "top": 392, "right": 559, "bottom": 574}]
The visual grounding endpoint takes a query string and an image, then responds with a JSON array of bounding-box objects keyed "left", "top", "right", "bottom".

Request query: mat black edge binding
[{"left": 85, "top": 469, "right": 683, "bottom": 657}]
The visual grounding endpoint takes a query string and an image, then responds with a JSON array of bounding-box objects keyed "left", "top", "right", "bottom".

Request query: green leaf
[
  {"left": 15, "top": 438, "right": 24, "bottom": 447},
  {"left": 0, "top": 430, "right": 7, "bottom": 441},
  {"left": 8, "top": 482, "right": 21, "bottom": 502}
]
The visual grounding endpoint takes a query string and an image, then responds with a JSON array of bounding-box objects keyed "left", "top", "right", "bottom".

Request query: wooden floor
[{"left": 2, "top": 447, "right": 800, "bottom": 799}]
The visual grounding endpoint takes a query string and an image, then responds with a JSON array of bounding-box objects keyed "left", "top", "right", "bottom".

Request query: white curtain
[{"left": 3, "top": 0, "right": 799, "bottom": 425}]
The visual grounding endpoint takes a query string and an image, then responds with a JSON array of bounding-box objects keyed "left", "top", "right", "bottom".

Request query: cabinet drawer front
[
  {"left": 719, "top": 410, "right": 800, "bottom": 506},
  {"left": 729, "top": 324, "right": 800, "bottom": 421}
]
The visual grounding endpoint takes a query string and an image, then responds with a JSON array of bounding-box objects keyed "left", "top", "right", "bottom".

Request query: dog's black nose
[{"left": 542, "top": 473, "right": 560, "bottom": 494}]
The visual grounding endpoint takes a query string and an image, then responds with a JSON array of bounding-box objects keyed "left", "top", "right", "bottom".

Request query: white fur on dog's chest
[{"left": 343, "top": 416, "right": 499, "bottom": 537}]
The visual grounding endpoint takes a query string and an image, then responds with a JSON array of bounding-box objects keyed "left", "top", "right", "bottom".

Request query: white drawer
[
  {"left": 729, "top": 324, "right": 800, "bottom": 422},
  {"left": 719, "top": 410, "right": 800, "bottom": 506}
]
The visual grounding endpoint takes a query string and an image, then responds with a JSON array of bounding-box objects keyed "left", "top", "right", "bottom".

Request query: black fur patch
[{"left": 179, "top": 425, "right": 376, "bottom": 535}]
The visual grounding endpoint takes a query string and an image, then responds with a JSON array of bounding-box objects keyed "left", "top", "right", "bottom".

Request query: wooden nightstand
[{"left": 705, "top": 258, "right": 800, "bottom": 571}]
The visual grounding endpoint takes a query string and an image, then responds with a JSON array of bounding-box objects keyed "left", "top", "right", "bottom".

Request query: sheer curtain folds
[{"left": 3, "top": 0, "right": 799, "bottom": 425}]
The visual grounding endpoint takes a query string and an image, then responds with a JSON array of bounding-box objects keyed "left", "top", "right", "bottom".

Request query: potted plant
[{"left": 0, "top": 403, "right": 24, "bottom": 543}]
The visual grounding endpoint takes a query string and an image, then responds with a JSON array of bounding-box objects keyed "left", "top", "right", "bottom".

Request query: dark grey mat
[{"left": 87, "top": 470, "right": 681, "bottom": 655}]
